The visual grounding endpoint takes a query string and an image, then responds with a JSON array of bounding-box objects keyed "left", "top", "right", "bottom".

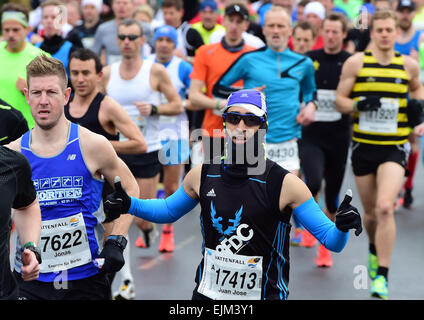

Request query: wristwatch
[
  {"left": 107, "top": 235, "right": 128, "bottom": 250},
  {"left": 150, "top": 104, "right": 158, "bottom": 115},
  {"left": 22, "top": 241, "right": 42, "bottom": 264}
]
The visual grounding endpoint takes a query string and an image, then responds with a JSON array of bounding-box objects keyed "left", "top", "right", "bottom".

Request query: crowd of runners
[{"left": 1, "top": 0, "right": 424, "bottom": 301}]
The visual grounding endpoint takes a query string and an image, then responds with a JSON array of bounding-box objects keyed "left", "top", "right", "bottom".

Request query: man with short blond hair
[{"left": 9, "top": 54, "right": 139, "bottom": 300}]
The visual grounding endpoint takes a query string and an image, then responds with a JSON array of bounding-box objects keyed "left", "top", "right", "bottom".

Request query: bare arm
[
  {"left": 152, "top": 63, "right": 183, "bottom": 115},
  {"left": 101, "top": 96, "right": 147, "bottom": 154},
  {"left": 404, "top": 55, "right": 424, "bottom": 100},
  {"left": 279, "top": 173, "right": 314, "bottom": 211},
  {"left": 15, "top": 199, "right": 42, "bottom": 281},
  {"left": 335, "top": 53, "right": 363, "bottom": 113},
  {"left": 188, "top": 79, "right": 226, "bottom": 111},
  {"left": 13, "top": 198, "right": 41, "bottom": 247},
  {"left": 80, "top": 128, "right": 139, "bottom": 236},
  {"left": 182, "top": 164, "right": 202, "bottom": 200},
  {"left": 99, "top": 65, "right": 111, "bottom": 94}
]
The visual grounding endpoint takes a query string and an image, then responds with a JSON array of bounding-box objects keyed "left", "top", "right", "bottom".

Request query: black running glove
[
  {"left": 335, "top": 189, "right": 363, "bottom": 236},
  {"left": 104, "top": 177, "right": 131, "bottom": 218},
  {"left": 98, "top": 238, "right": 125, "bottom": 273},
  {"left": 356, "top": 96, "right": 381, "bottom": 112},
  {"left": 407, "top": 99, "right": 424, "bottom": 127}
]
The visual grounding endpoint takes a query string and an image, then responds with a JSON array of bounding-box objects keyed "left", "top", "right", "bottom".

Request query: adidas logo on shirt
[{"left": 207, "top": 189, "right": 216, "bottom": 197}]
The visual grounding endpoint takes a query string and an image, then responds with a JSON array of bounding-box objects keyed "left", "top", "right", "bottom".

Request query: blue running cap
[{"left": 223, "top": 89, "right": 267, "bottom": 117}]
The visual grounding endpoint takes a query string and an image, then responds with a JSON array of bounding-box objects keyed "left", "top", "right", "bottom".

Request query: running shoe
[
  {"left": 370, "top": 275, "right": 388, "bottom": 300},
  {"left": 113, "top": 279, "right": 135, "bottom": 300},
  {"left": 367, "top": 253, "right": 378, "bottom": 280},
  {"left": 301, "top": 229, "right": 317, "bottom": 248},
  {"left": 314, "top": 244, "right": 333, "bottom": 267},
  {"left": 158, "top": 226, "right": 175, "bottom": 253},
  {"left": 135, "top": 224, "right": 158, "bottom": 248},
  {"left": 403, "top": 188, "right": 413, "bottom": 209},
  {"left": 290, "top": 228, "right": 304, "bottom": 246}
]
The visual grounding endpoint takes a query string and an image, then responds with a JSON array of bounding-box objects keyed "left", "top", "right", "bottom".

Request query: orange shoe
[
  {"left": 301, "top": 229, "right": 317, "bottom": 248},
  {"left": 314, "top": 244, "right": 333, "bottom": 267},
  {"left": 158, "top": 226, "right": 174, "bottom": 253},
  {"left": 135, "top": 236, "right": 146, "bottom": 248}
]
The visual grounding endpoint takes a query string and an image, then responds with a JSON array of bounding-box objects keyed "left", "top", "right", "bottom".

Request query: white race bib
[
  {"left": 197, "top": 248, "right": 263, "bottom": 300},
  {"left": 39, "top": 212, "right": 92, "bottom": 273},
  {"left": 266, "top": 139, "right": 300, "bottom": 171},
  {"left": 315, "top": 89, "right": 342, "bottom": 122},
  {"left": 359, "top": 98, "right": 399, "bottom": 134}
]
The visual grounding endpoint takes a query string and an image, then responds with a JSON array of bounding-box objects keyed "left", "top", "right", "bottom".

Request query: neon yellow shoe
[
  {"left": 370, "top": 275, "right": 388, "bottom": 300},
  {"left": 367, "top": 253, "right": 378, "bottom": 280}
]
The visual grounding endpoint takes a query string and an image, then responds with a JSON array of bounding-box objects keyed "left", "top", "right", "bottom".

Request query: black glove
[
  {"left": 407, "top": 99, "right": 424, "bottom": 127},
  {"left": 97, "top": 238, "right": 125, "bottom": 273},
  {"left": 356, "top": 96, "right": 381, "bottom": 111},
  {"left": 335, "top": 189, "right": 363, "bottom": 236},
  {"left": 104, "top": 177, "right": 131, "bottom": 219}
]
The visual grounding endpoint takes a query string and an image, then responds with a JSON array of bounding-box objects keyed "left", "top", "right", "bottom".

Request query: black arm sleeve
[{"left": 12, "top": 153, "right": 37, "bottom": 209}]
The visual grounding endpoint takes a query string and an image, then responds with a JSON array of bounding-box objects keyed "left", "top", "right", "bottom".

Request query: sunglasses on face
[
  {"left": 223, "top": 112, "right": 265, "bottom": 127},
  {"left": 117, "top": 34, "right": 141, "bottom": 41}
]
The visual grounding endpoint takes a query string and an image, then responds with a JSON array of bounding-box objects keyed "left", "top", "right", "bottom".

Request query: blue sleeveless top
[
  {"left": 18, "top": 122, "right": 104, "bottom": 282},
  {"left": 394, "top": 30, "right": 421, "bottom": 55}
]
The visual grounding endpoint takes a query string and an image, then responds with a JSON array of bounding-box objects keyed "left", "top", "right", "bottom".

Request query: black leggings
[{"left": 299, "top": 136, "right": 350, "bottom": 214}]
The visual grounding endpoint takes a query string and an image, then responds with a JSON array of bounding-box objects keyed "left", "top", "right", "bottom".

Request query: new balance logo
[
  {"left": 67, "top": 154, "right": 76, "bottom": 160},
  {"left": 207, "top": 189, "right": 216, "bottom": 197}
]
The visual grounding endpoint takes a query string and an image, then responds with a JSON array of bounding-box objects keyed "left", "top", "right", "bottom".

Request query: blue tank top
[
  {"left": 394, "top": 30, "right": 421, "bottom": 55},
  {"left": 18, "top": 122, "right": 104, "bottom": 282},
  {"left": 35, "top": 40, "right": 72, "bottom": 75}
]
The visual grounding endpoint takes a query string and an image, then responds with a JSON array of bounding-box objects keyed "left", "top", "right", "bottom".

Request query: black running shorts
[
  {"left": 119, "top": 150, "right": 161, "bottom": 179},
  {"left": 351, "top": 142, "right": 410, "bottom": 176}
]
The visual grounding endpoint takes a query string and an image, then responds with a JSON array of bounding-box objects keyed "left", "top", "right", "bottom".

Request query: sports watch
[
  {"left": 22, "top": 241, "right": 42, "bottom": 264},
  {"left": 107, "top": 235, "right": 128, "bottom": 250}
]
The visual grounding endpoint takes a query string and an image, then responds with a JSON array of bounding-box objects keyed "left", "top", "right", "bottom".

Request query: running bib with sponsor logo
[
  {"left": 266, "top": 139, "right": 299, "bottom": 171},
  {"left": 315, "top": 89, "right": 342, "bottom": 122},
  {"left": 359, "top": 98, "right": 398, "bottom": 134},
  {"left": 38, "top": 212, "right": 92, "bottom": 273},
  {"left": 197, "top": 248, "right": 263, "bottom": 300}
]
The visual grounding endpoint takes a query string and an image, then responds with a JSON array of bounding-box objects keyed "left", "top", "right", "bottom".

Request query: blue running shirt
[{"left": 16, "top": 123, "right": 104, "bottom": 282}]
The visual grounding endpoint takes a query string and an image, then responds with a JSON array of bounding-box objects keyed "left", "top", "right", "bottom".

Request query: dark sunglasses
[
  {"left": 117, "top": 34, "right": 141, "bottom": 41},
  {"left": 223, "top": 112, "right": 265, "bottom": 127}
]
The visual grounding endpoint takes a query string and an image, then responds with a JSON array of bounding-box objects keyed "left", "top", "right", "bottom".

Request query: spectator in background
[
  {"left": 161, "top": 0, "right": 204, "bottom": 64},
  {"left": 294, "top": 0, "right": 311, "bottom": 23},
  {"left": 304, "top": 1, "right": 325, "bottom": 49},
  {"left": 132, "top": 4, "right": 154, "bottom": 24},
  {"left": 209, "top": 1, "right": 266, "bottom": 48},
  {"left": 34, "top": 0, "right": 82, "bottom": 77},
  {"left": 192, "top": 0, "right": 225, "bottom": 44},
  {"left": 91, "top": 0, "right": 153, "bottom": 65},
  {"left": 257, "top": 0, "right": 297, "bottom": 26},
  {"left": 0, "top": 3, "right": 48, "bottom": 129},
  {"left": 319, "top": 0, "right": 348, "bottom": 18},
  {"left": 345, "top": 3, "right": 374, "bottom": 53},
  {"left": 292, "top": 21, "right": 317, "bottom": 54},
  {"left": 68, "top": 0, "right": 103, "bottom": 48},
  {"left": 66, "top": 1, "right": 82, "bottom": 27}
]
